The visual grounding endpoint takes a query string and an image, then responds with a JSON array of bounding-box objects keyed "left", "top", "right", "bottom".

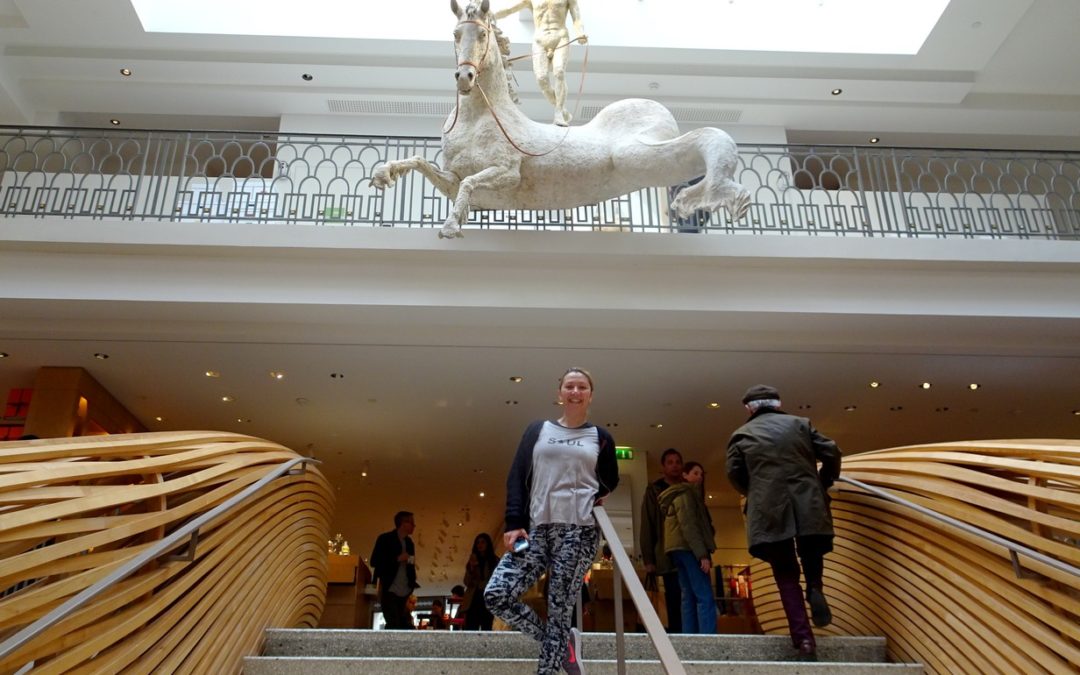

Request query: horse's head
[{"left": 450, "top": 0, "right": 493, "bottom": 95}]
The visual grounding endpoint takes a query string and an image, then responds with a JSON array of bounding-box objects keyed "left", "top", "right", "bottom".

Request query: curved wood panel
[
  {"left": 0, "top": 431, "right": 333, "bottom": 674},
  {"left": 750, "top": 439, "right": 1079, "bottom": 675}
]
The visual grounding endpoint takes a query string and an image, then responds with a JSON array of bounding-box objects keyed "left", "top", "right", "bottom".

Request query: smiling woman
[{"left": 482, "top": 367, "right": 619, "bottom": 675}]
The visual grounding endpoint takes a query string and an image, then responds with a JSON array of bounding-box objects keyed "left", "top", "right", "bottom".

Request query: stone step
[
  {"left": 244, "top": 656, "right": 924, "bottom": 675},
  {"left": 262, "top": 629, "right": 891, "bottom": 663}
]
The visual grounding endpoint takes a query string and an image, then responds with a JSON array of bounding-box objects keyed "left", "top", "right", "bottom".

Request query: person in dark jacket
[
  {"left": 485, "top": 367, "right": 619, "bottom": 675},
  {"left": 726, "top": 385, "right": 842, "bottom": 661},
  {"left": 370, "top": 510, "right": 420, "bottom": 629},
  {"left": 659, "top": 461, "right": 717, "bottom": 634},
  {"left": 638, "top": 447, "right": 683, "bottom": 633},
  {"left": 461, "top": 532, "right": 498, "bottom": 630}
]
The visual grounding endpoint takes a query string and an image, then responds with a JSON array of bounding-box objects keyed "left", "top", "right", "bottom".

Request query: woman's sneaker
[{"left": 563, "top": 627, "right": 585, "bottom": 675}]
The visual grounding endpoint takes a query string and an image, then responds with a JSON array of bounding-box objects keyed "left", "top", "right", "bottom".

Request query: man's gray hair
[{"left": 746, "top": 398, "right": 781, "bottom": 412}]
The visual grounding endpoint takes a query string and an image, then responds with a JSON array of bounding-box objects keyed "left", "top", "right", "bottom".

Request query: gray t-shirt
[{"left": 529, "top": 421, "right": 600, "bottom": 527}]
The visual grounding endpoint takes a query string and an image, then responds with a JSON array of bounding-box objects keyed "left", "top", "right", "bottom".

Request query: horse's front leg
[
  {"left": 372, "top": 155, "right": 460, "bottom": 199},
  {"left": 441, "top": 163, "right": 521, "bottom": 239}
]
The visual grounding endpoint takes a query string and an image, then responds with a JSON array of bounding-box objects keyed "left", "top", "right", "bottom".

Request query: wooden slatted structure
[
  {"left": 0, "top": 431, "right": 334, "bottom": 674},
  {"left": 749, "top": 439, "right": 1080, "bottom": 675}
]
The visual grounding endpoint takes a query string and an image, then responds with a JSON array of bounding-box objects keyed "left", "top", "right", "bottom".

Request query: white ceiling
[{"left": 2, "top": 0, "right": 1080, "bottom": 587}]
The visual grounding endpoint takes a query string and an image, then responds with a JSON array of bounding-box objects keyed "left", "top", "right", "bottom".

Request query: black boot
[{"left": 807, "top": 587, "right": 832, "bottom": 627}]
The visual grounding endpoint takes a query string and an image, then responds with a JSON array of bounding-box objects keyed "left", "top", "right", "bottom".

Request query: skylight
[{"left": 131, "top": 0, "right": 950, "bottom": 55}]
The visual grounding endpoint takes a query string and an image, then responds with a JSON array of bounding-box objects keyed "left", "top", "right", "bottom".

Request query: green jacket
[
  {"left": 726, "top": 408, "right": 842, "bottom": 557},
  {"left": 639, "top": 477, "right": 676, "bottom": 575},
  {"left": 658, "top": 482, "right": 716, "bottom": 562}
]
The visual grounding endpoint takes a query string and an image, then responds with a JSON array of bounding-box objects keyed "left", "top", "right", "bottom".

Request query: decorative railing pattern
[
  {"left": 750, "top": 439, "right": 1080, "bottom": 675},
  {"left": 2, "top": 125, "right": 1078, "bottom": 239},
  {"left": 0, "top": 431, "right": 333, "bottom": 674}
]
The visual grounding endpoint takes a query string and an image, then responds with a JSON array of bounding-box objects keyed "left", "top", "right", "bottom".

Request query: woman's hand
[
  {"left": 503, "top": 529, "right": 528, "bottom": 552},
  {"left": 699, "top": 558, "right": 712, "bottom": 574}
]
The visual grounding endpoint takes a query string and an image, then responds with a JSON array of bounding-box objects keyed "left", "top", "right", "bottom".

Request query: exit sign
[{"left": 615, "top": 446, "right": 634, "bottom": 460}]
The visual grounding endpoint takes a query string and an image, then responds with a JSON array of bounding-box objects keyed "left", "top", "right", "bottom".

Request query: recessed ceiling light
[
  {"left": 889, "top": 406, "right": 904, "bottom": 411},
  {"left": 844, "top": 405, "right": 857, "bottom": 412},
  {"left": 968, "top": 383, "right": 980, "bottom": 390},
  {"left": 109, "top": 119, "right": 120, "bottom": 126},
  {"left": 479, "top": 491, "right": 485, "bottom": 498},
  {"left": 707, "top": 494, "right": 713, "bottom": 500},
  {"left": 301, "top": 73, "right": 313, "bottom": 81},
  {"left": 920, "top": 382, "right": 932, "bottom": 389},
  {"left": 237, "top": 417, "right": 251, "bottom": 422},
  {"left": 0, "top": 352, "right": 8, "bottom": 358},
  {"left": 155, "top": 416, "right": 163, "bottom": 422},
  {"left": 606, "top": 422, "right": 619, "bottom": 427},
  {"left": 1072, "top": 409, "right": 1080, "bottom": 416},
  {"left": 935, "top": 407, "right": 950, "bottom": 413},
  {"left": 831, "top": 88, "right": 842, "bottom": 95},
  {"left": 869, "top": 381, "right": 880, "bottom": 388},
  {"left": 269, "top": 371, "right": 285, "bottom": 380},
  {"left": 797, "top": 404, "right": 812, "bottom": 410},
  {"left": 221, "top": 395, "right": 234, "bottom": 402},
  {"left": 650, "top": 423, "right": 664, "bottom": 429},
  {"left": 330, "top": 372, "right": 345, "bottom": 379},
  {"left": 707, "top": 402, "right": 720, "bottom": 408},
  {"left": 120, "top": 68, "right": 132, "bottom": 76},
  {"left": 869, "top": 137, "right": 880, "bottom": 144},
  {"left": 509, "top": 376, "right": 523, "bottom": 383},
  {"left": 505, "top": 400, "right": 518, "bottom": 405},
  {"left": 205, "top": 370, "right": 220, "bottom": 378},
  {"left": 93, "top": 352, "right": 109, "bottom": 360}
]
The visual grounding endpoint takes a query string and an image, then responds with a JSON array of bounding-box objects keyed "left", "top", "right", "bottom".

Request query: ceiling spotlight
[
  {"left": 120, "top": 68, "right": 132, "bottom": 76},
  {"left": 509, "top": 376, "right": 523, "bottom": 383},
  {"left": 650, "top": 423, "right": 664, "bottom": 429},
  {"left": 330, "top": 372, "right": 344, "bottom": 379},
  {"left": 301, "top": 73, "right": 313, "bottom": 81},
  {"left": 968, "top": 383, "right": 980, "bottom": 390},
  {"left": 0, "top": 352, "right": 9, "bottom": 358},
  {"left": 155, "top": 416, "right": 163, "bottom": 422},
  {"left": 237, "top": 417, "right": 251, "bottom": 422},
  {"left": 831, "top": 88, "right": 842, "bottom": 96},
  {"left": 93, "top": 352, "right": 109, "bottom": 360},
  {"left": 221, "top": 396, "right": 234, "bottom": 402},
  {"left": 844, "top": 405, "right": 857, "bottom": 412},
  {"left": 707, "top": 402, "right": 720, "bottom": 408},
  {"left": 1073, "top": 410, "right": 1080, "bottom": 416},
  {"left": 707, "top": 494, "right": 713, "bottom": 499},
  {"left": 920, "top": 382, "right": 932, "bottom": 389},
  {"left": 109, "top": 119, "right": 120, "bottom": 126},
  {"left": 869, "top": 137, "right": 880, "bottom": 144},
  {"left": 269, "top": 371, "right": 285, "bottom": 380},
  {"left": 205, "top": 370, "right": 220, "bottom": 378},
  {"left": 479, "top": 491, "right": 485, "bottom": 498},
  {"left": 869, "top": 381, "right": 880, "bottom": 388}
]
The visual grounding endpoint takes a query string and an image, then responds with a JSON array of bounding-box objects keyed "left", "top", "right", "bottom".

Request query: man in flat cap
[{"left": 725, "top": 385, "right": 842, "bottom": 661}]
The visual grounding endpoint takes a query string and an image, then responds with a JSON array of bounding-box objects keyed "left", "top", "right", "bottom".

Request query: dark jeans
[
  {"left": 661, "top": 571, "right": 683, "bottom": 633},
  {"left": 756, "top": 535, "right": 831, "bottom": 647},
  {"left": 464, "top": 597, "right": 494, "bottom": 630},
  {"left": 380, "top": 590, "right": 411, "bottom": 629}
]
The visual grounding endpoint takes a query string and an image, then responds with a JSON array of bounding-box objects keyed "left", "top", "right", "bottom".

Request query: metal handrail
[
  {"left": 592, "top": 505, "right": 686, "bottom": 675},
  {"left": 0, "top": 456, "right": 319, "bottom": 661},
  {"left": 836, "top": 475, "right": 1080, "bottom": 579}
]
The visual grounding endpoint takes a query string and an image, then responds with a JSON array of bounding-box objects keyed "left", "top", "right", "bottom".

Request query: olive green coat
[
  {"left": 658, "top": 482, "right": 716, "bottom": 562},
  {"left": 726, "top": 408, "right": 842, "bottom": 557}
]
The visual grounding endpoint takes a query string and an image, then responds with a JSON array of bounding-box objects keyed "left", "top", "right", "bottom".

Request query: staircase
[{"left": 244, "top": 629, "right": 923, "bottom": 673}]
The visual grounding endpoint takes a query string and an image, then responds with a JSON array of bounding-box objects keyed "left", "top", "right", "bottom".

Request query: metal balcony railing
[{"left": 2, "top": 125, "right": 1078, "bottom": 239}]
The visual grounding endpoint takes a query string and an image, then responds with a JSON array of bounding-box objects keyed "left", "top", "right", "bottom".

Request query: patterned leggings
[{"left": 484, "top": 523, "right": 599, "bottom": 675}]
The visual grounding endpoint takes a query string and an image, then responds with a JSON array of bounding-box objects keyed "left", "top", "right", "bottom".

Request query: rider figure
[{"left": 495, "top": 0, "right": 585, "bottom": 127}]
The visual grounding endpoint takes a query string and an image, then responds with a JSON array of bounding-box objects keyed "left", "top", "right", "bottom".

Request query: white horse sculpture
[{"left": 372, "top": 0, "right": 751, "bottom": 238}]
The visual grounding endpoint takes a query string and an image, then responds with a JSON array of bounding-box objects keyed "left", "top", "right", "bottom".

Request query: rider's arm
[{"left": 493, "top": 0, "right": 531, "bottom": 20}]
